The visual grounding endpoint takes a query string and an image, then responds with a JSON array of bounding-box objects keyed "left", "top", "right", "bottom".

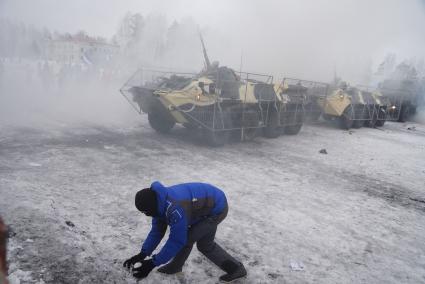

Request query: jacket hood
[{"left": 150, "top": 181, "right": 168, "bottom": 217}]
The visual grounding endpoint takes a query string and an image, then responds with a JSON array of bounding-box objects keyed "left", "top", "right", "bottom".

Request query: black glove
[
  {"left": 123, "top": 252, "right": 146, "bottom": 270},
  {"left": 132, "top": 259, "right": 155, "bottom": 279}
]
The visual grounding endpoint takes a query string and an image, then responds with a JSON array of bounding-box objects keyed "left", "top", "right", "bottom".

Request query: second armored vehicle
[{"left": 314, "top": 82, "right": 389, "bottom": 129}]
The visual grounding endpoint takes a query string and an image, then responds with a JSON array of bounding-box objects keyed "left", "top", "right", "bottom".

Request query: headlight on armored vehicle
[
  {"left": 196, "top": 94, "right": 201, "bottom": 101},
  {"left": 391, "top": 105, "right": 396, "bottom": 110},
  {"left": 339, "top": 94, "right": 344, "bottom": 99}
]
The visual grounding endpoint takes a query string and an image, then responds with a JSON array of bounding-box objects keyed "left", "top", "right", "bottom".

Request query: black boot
[
  {"left": 157, "top": 262, "right": 183, "bottom": 275},
  {"left": 219, "top": 261, "right": 247, "bottom": 282}
]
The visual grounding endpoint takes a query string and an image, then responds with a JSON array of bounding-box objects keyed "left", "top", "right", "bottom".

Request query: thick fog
[
  {"left": 0, "top": 0, "right": 425, "bottom": 125},
  {"left": 2, "top": 0, "right": 425, "bottom": 78}
]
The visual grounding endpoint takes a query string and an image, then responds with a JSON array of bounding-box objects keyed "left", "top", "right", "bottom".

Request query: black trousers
[{"left": 163, "top": 205, "right": 238, "bottom": 271}]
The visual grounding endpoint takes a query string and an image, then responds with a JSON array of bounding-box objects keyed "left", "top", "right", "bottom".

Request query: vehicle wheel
[
  {"left": 305, "top": 103, "right": 321, "bottom": 122},
  {"left": 375, "top": 108, "right": 387, "bottom": 127},
  {"left": 352, "top": 106, "right": 365, "bottom": 128},
  {"left": 203, "top": 111, "right": 232, "bottom": 147},
  {"left": 322, "top": 113, "right": 333, "bottom": 121},
  {"left": 263, "top": 110, "right": 282, "bottom": 138},
  {"left": 398, "top": 105, "right": 410, "bottom": 122},
  {"left": 364, "top": 106, "right": 378, "bottom": 128},
  {"left": 284, "top": 109, "right": 304, "bottom": 135},
  {"left": 183, "top": 123, "right": 198, "bottom": 130},
  {"left": 241, "top": 110, "right": 260, "bottom": 141},
  {"left": 284, "top": 124, "right": 303, "bottom": 135},
  {"left": 339, "top": 105, "right": 354, "bottom": 130},
  {"left": 352, "top": 119, "right": 364, "bottom": 128},
  {"left": 204, "top": 129, "right": 231, "bottom": 147},
  {"left": 148, "top": 111, "right": 175, "bottom": 133},
  {"left": 365, "top": 117, "right": 377, "bottom": 128},
  {"left": 308, "top": 111, "right": 321, "bottom": 122},
  {"left": 375, "top": 119, "right": 386, "bottom": 127}
]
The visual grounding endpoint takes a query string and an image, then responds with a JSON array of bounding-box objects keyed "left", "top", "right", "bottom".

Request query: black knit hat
[{"left": 135, "top": 188, "right": 158, "bottom": 216}]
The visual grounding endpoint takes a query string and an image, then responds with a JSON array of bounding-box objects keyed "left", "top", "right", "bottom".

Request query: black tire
[
  {"left": 203, "top": 112, "right": 232, "bottom": 147},
  {"left": 284, "top": 108, "right": 304, "bottom": 135},
  {"left": 398, "top": 105, "right": 410, "bottom": 122},
  {"left": 364, "top": 106, "right": 378, "bottom": 128},
  {"left": 183, "top": 123, "right": 198, "bottom": 130},
  {"left": 339, "top": 105, "right": 354, "bottom": 130},
  {"left": 352, "top": 107, "right": 365, "bottom": 129},
  {"left": 241, "top": 110, "right": 260, "bottom": 141},
  {"left": 365, "top": 117, "right": 377, "bottom": 128},
  {"left": 148, "top": 111, "right": 175, "bottom": 133},
  {"left": 305, "top": 103, "right": 321, "bottom": 122},
  {"left": 263, "top": 110, "right": 282, "bottom": 138},
  {"left": 204, "top": 129, "right": 230, "bottom": 147},
  {"left": 375, "top": 119, "right": 386, "bottom": 127},
  {"left": 375, "top": 108, "right": 387, "bottom": 127},
  {"left": 241, "top": 127, "right": 257, "bottom": 141},
  {"left": 284, "top": 124, "right": 303, "bottom": 135},
  {"left": 307, "top": 111, "right": 321, "bottom": 122},
  {"left": 322, "top": 113, "right": 333, "bottom": 121},
  {"left": 352, "top": 120, "right": 364, "bottom": 128}
]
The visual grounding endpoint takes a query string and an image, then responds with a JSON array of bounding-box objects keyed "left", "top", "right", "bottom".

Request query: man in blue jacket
[{"left": 123, "top": 181, "right": 247, "bottom": 282}]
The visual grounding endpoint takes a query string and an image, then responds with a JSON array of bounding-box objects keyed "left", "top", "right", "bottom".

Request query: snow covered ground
[{"left": 1, "top": 116, "right": 425, "bottom": 283}]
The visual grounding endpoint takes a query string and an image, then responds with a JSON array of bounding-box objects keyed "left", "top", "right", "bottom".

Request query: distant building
[{"left": 47, "top": 33, "right": 119, "bottom": 65}]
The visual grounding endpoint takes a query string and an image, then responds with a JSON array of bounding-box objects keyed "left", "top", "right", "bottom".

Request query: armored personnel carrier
[
  {"left": 120, "top": 36, "right": 307, "bottom": 146},
  {"left": 376, "top": 61, "right": 424, "bottom": 122},
  {"left": 315, "top": 82, "right": 389, "bottom": 129},
  {"left": 121, "top": 67, "right": 308, "bottom": 146},
  {"left": 379, "top": 79, "right": 420, "bottom": 122}
]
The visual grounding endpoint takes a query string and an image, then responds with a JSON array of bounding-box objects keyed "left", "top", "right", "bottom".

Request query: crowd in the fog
[{"left": 0, "top": 13, "right": 205, "bottom": 94}]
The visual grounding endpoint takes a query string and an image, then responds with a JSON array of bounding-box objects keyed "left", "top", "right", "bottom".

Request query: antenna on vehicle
[
  {"left": 239, "top": 49, "right": 243, "bottom": 76},
  {"left": 199, "top": 30, "right": 211, "bottom": 71},
  {"left": 333, "top": 63, "right": 339, "bottom": 85}
]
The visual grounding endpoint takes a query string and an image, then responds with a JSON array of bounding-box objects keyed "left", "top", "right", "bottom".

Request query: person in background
[{"left": 0, "top": 217, "right": 9, "bottom": 284}]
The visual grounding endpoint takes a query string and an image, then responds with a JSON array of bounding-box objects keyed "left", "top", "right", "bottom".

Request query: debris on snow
[
  {"left": 407, "top": 126, "right": 416, "bottom": 131},
  {"left": 65, "top": 221, "right": 75, "bottom": 227},
  {"left": 267, "top": 272, "right": 283, "bottom": 279},
  {"left": 319, "top": 149, "right": 328, "bottom": 154},
  {"left": 290, "top": 260, "right": 305, "bottom": 271}
]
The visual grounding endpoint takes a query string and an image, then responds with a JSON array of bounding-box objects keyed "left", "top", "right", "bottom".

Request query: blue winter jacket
[{"left": 141, "top": 181, "right": 227, "bottom": 266}]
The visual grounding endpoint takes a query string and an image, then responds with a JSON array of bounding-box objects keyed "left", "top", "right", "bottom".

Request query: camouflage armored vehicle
[
  {"left": 379, "top": 79, "right": 420, "bottom": 122},
  {"left": 316, "top": 82, "right": 389, "bottom": 129},
  {"left": 121, "top": 67, "right": 307, "bottom": 146},
  {"left": 377, "top": 62, "right": 424, "bottom": 122},
  {"left": 120, "top": 36, "right": 306, "bottom": 146}
]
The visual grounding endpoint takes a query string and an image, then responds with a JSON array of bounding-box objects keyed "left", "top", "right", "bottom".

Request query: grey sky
[{"left": 1, "top": 0, "right": 425, "bottom": 82}]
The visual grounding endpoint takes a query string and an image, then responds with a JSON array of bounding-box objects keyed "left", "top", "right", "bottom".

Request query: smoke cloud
[
  {"left": 2, "top": 0, "right": 425, "bottom": 80},
  {"left": 1, "top": 0, "right": 424, "bottom": 126}
]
